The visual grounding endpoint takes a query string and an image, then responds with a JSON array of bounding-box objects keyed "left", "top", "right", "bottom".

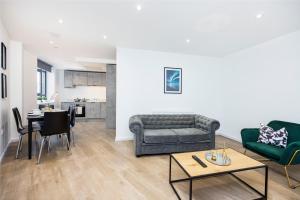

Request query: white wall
[
  {"left": 116, "top": 48, "right": 223, "bottom": 141},
  {"left": 221, "top": 30, "right": 300, "bottom": 141},
  {"left": 9, "top": 41, "right": 23, "bottom": 140},
  {"left": 56, "top": 69, "right": 106, "bottom": 101},
  {"left": 22, "top": 50, "right": 37, "bottom": 121},
  {"left": 0, "top": 18, "right": 10, "bottom": 159}
]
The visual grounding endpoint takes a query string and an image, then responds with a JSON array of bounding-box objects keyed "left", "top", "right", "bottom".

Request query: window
[{"left": 37, "top": 69, "right": 47, "bottom": 97}]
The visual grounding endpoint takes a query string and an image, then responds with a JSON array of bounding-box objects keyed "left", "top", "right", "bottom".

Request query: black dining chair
[
  {"left": 37, "top": 111, "right": 70, "bottom": 164},
  {"left": 69, "top": 106, "right": 76, "bottom": 146},
  {"left": 12, "top": 107, "right": 42, "bottom": 159}
]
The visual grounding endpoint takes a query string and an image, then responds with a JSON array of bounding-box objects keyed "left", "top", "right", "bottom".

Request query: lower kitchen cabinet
[
  {"left": 61, "top": 102, "right": 75, "bottom": 111},
  {"left": 85, "top": 102, "right": 101, "bottom": 119},
  {"left": 100, "top": 102, "right": 106, "bottom": 118}
]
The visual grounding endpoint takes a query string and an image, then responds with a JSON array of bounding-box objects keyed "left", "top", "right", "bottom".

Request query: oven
[{"left": 75, "top": 104, "right": 85, "bottom": 117}]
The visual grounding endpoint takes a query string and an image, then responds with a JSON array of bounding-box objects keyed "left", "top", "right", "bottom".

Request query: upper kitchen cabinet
[
  {"left": 73, "top": 71, "right": 88, "bottom": 86},
  {"left": 64, "top": 70, "right": 106, "bottom": 87},
  {"left": 64, "top": 70, "right": 74, "bottom": 88},
  {"left": 87, "top": 72, "right": 106, "bottom": 86}
]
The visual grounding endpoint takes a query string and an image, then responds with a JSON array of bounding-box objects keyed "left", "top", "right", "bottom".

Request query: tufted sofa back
[{"left": 139, "top": 114, "right": 196, "bottom": 129}]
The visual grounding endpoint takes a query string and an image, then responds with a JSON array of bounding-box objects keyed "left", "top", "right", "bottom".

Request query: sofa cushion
[
  {"left": 171, "top": 128, "right": 210, "bottom": 143},
  {"left": 246, "top": 142, "right": 284, "bottom": 161},
  {"left": 144, "top": 129, "right": 177, "bottom": 144}
]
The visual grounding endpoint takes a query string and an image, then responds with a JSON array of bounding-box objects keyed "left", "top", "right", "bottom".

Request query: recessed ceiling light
[
  {"left": 103, "top": 35, "right": 107, "bottom": 39},
  {"left": 186, "top": 39, "right": 190, "bottom": 44},
  {"left": 49, "top": 41, "right": 54, "bottom": 45},
  {"left": 136, "top": 5, "right": 142, "bottom": 11},
  {"left": 58, "top": 19, "right": 64, "bottom": 24},
  {"left": 256, "top": 13, "right": 264, "bottom": 19}
]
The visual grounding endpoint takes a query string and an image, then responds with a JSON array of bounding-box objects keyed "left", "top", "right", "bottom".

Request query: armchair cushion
[
  {"left": 257, "top": 123, "right": 288, "bottom": 148},
  {"left": 245, "top": 142, "right": 284, "bottom": 161},
  {"left": 257, "top": 124, "right": 274, "bottom": 145}
]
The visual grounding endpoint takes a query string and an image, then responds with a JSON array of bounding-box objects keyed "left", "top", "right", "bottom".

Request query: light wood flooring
[{"left": 0, "top": 120, "right": 300, "bottom": 200}]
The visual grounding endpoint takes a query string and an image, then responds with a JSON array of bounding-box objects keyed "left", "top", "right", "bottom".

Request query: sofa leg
[
  {"left": 284, "top": 166, "right": 300, "bottom": 189},
  {"left": 243, "top": 149, "right": 247, "bottom": 155}
]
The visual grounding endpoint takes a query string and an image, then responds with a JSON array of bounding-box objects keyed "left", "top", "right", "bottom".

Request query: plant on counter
[{"left": 37, "top": 96, "right": 47, "bottom": 102}]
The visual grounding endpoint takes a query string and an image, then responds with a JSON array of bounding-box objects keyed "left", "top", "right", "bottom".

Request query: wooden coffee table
[{"left": 169, "top": 148, "right": 268, "bottom": 200}]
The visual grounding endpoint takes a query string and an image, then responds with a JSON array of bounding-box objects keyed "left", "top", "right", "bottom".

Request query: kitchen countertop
[{"left": 61, "top": 101, "right": 106, "bottom": 103}]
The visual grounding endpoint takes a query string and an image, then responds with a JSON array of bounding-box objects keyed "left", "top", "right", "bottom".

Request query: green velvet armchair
[{"left": 241, "top": 120, "right": 300, "bottom": 189}]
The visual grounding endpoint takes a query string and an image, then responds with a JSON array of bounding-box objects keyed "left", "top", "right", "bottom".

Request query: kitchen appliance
[{"left": 75, "top": 104, "right": 85, "bottom": 117}]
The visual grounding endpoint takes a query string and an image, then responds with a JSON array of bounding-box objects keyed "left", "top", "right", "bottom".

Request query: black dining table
[{"left": 27, "top": 113, "right": 71, "bottom": 160}]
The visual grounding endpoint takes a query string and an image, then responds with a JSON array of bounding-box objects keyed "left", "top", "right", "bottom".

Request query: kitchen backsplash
[{"left": 56, "top": 70, "right": 106, "bottom": 102}]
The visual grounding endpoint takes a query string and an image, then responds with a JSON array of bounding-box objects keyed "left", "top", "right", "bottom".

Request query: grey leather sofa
[{"left": 129, "top": 114, "right": 220, "bottom": 156}]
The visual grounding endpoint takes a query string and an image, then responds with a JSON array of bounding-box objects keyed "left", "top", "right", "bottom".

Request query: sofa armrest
[
  {"left": 129, "top": 115, "right": 144, "bottom": 136},
  {"left": 195, "top": 115, "right": 220, "bottom": 133},
  {"left": 241, "top": 128, "right": 259, "bottom": 147},
  {"left": 280, "top": 142, "right": 300, "bottom": 165}
]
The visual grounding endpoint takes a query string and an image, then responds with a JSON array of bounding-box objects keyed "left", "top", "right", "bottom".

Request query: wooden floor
[{"left": 0, "top": 120, "right": 300, "bottom": 200}]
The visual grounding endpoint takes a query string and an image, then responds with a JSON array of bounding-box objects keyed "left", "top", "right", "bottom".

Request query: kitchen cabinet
[
  {"left": 87, "top": 72, "right": 106, "bottom": 86},
  {"left": 61, "top": 102, "right": 75, "bottom": 111},
  {"left": 100, "top": 102, "right": 106, "bottom": 118},
  {"left": 85, "top": 102, "right": 101, "bottom": 118},
  {"left": 73, "top": 71, "right": 88, "bottom": 86},
  {"left": 99, "top": 73, "right": 106, "bottom": 86},
  {"left": 64, "top": 70, "right": 106, "bottom": 87},
  {"left": 64, "top": 71, "right": 74, "bottom": 88}
]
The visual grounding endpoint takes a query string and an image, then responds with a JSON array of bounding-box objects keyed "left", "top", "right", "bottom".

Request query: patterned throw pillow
[
  {"left": 269, "top": 127, "right": 288, "bottom": 148},
  {"left": 257, "top": 124, "right": 274, "bottom": 144},
  {"left": 257, "top": 124, "right": 288, "bottom": 148}
]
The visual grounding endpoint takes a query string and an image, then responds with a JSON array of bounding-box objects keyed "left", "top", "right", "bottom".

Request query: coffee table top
[{"left": 171, "top": 148, "right": 265, "bottom": 178}]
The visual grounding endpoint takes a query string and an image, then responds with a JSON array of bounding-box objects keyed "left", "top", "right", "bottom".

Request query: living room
[{"left": 1, "top": 1, "right": 300, "bottom": 199}]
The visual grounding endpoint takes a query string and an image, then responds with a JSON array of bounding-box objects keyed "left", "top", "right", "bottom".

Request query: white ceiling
[{"left": 1, "top": 0, "right": 300, "bottom": 68}]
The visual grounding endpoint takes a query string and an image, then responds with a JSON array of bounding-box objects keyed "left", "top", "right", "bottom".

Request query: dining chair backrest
[
  {"left": 12, "top": 107, "right": 24, "bottom": 131},
  {"left": 70, "top": 106, "right": 76, "bottom": 127},
  {"left": 41, "top": 111, "right": 69, "bottom": 136}
]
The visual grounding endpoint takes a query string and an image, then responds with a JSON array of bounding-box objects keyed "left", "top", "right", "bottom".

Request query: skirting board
[
  {"left": 0, "top": 137, "right": 18, "bottom": 163},
  {"left": 216, "top": 133, "right": 242, "bottom": 143},
  {"left": 115, "top": 135, "right": 133, "bottom": 141}
]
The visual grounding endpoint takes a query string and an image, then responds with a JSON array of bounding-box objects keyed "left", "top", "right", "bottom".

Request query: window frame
[{"left": 37, "top": 68, "right": 47, "bottom": 97}]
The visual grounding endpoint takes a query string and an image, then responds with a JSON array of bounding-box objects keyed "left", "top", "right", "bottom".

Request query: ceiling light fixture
[
  {"left": 186, "top": 39, "right": 190, "bottom": 44},
  {"left": 103, "top": 35, "right": 107, "bottom": 39},
  {"left": 49, "top": 41, "right": 54, "bottom": 45},
  {"left": 58, "top": 19, "right": 64, "bottom": 24},
  {"left": 256, "top": 13, "right": 264, "bottom": 19},
  {"left": 136, "top": 5, "right": 142, "bottom": 11}
]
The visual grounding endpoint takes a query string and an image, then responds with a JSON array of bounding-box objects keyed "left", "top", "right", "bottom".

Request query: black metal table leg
[
  {"left": 169, "top": 155, "right": 172, "bottom": 183},
  {"left": 189, "top": 179, "right": 193, "bottom": 200},
  {"left": 28, "top": 119, "right": 32, "bottom": 159},
  {"left": 265, "top": 166, "right": 268, "bottom": 199}
]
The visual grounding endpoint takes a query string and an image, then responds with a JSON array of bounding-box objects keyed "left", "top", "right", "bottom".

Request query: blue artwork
[{"left": 164, "top": 67, "right": 182, "bottom": 94}]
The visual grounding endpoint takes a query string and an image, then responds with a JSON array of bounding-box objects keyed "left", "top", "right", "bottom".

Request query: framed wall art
[
  {"left": 1, "top": 73, "right": 7, "bottom": 98},
  {"left": 164, "top": 67, "right": 182, "bottom": 94},
  {"left": 1, "top": 42, "right": 7, "bottom": 70}
]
